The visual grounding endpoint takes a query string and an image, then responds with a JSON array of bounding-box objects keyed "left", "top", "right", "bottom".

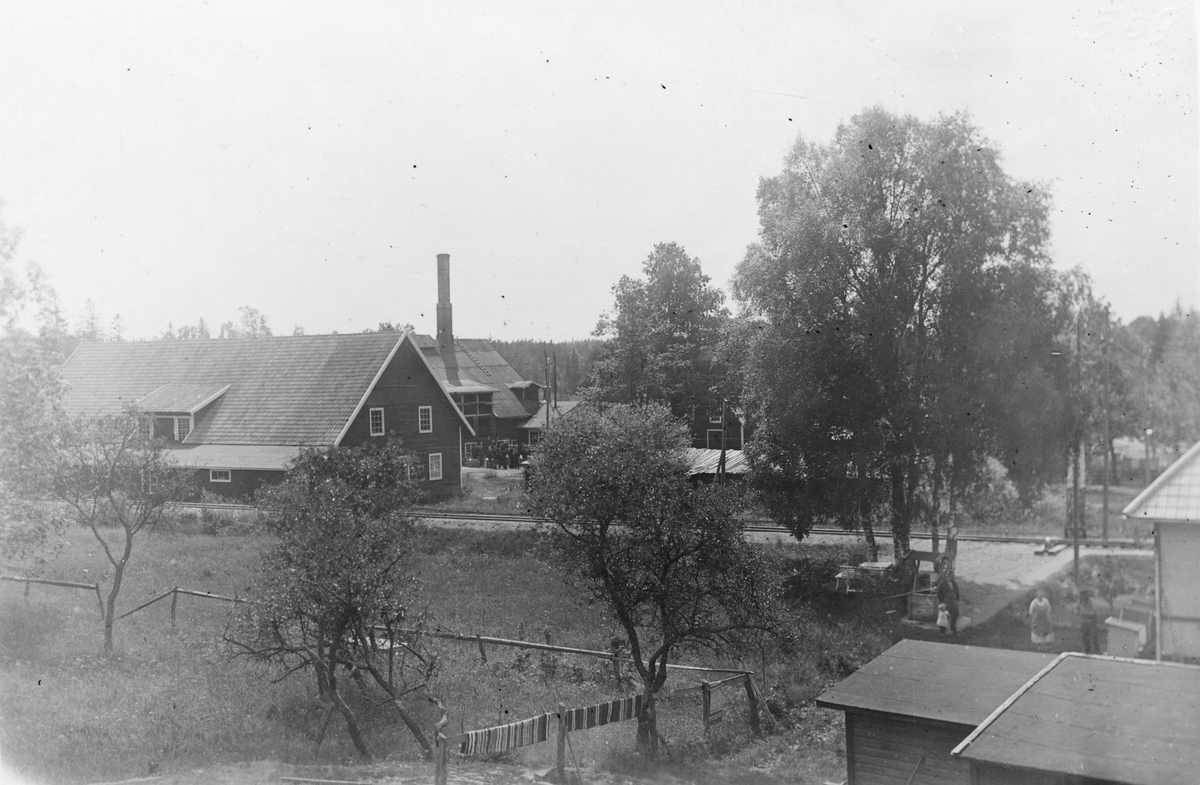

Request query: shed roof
[
  {"left": 134, "top": 383, "right": 230, "bottom": 414},
  {"left": 412, "top": 335, "right": 532, "bottom": 420},
  {"left": 1123, "top": 440, "right": 1200, "bottom": 523},
  {"left": 518, "top": 400, "right": 582, "bottom": 430},
  {"left": 816, "top": 640, "right": 1054, "bottom": 728},
  {"left": 684, "top": 448, "right": 748, "bottom": 477},
  {"left": 952, "top": 653, "right": 1200, "bottom": 785},
  {"left": 166, "top": 444, "right": 301, "bottom": 471}
]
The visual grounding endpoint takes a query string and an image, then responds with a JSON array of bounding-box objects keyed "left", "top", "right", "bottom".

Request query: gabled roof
[
  {"left": 816, "top": 639, "right": 1054, "bottom": 728},
  {"left": 1123, "top": 440, "right": 1200, "bottom": 523},
  {"left": 61, "top": 333, "right": 414, "bottom": 446},
  {"left": 412, "top": 334, "right": 533, "bottom": 420},
  {"left": 518, "top": 400, "right": 582, "bottom": 430},
  {"left": 952, "top": 653, "right": 1200, "bottom": 785}
]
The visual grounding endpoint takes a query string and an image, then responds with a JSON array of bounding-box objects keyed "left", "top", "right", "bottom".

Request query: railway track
[{"left": 177, "top": 503, "right": 1146, "bottom": 550}]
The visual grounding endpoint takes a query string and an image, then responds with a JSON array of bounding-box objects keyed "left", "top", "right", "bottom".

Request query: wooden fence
[
  {"left": 415, "top": 626, "right": 775, "bottom": 784},
  {"left": 116, "top": 586, "right": 250, "bottom": 630},
  {"left": 1, "top": 575, "right": 104, "bottom": 617}
]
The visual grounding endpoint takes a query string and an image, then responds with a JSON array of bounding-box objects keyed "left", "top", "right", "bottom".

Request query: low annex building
[
  {"left": 1122, "top": 439, "right": 1200, "bottom": 662},
  {"left": 820, "top": 641, "right": 1200, "bottom": 785},
  {"left": 952, "top": 653, "right": 1200, "bottom": 785},
  {"left": 59, "top": 330, "right": 474, "bottom": 500},
  {"left": 817, "top": 640, "right": 1052, "bottom": 785}
]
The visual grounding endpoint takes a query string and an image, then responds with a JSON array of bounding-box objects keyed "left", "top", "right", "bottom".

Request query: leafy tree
[
  {"left": 219, "top": 305, "right": 272, "bottom": 338},
  {"left": 526, "top": 403, "right": 781, "bottom": 754},
  {"left": 588, "top": 243, "right": 729, "bottom": 423},
  {"left": 43, "top": 410, "right": 195, "bottom": 652},
  {"left": 734, "top": 108, "right": 1054, "bottom": 559},
  {"left": 230, "top": 441, "right": 436, "bottom": 761},
  {"left": 0, "top": 207, "right": 69, "bottom": 564}
]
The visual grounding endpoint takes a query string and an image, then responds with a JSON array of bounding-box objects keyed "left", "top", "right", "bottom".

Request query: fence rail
[
  {"left": 116, "top": 586, "right": 250, "bottom": 630},
  {"left": 1, "top": 575, "right": 103, "bottom": 617}
]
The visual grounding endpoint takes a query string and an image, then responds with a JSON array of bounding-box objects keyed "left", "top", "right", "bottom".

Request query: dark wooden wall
[
  {"left": 341, "top": 339, "right": 463, "bottom": 499},
  {"left": 848, "top": 712, "right": 973, "bottom": 785}
]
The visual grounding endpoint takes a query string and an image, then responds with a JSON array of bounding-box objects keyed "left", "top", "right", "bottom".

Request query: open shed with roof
[
  {"left": 1122, "top": 439, "right": 1200, "bottom": 662},
  {"left": 952, "top": 653, "right": 1200, "bottom": 785},
  {"left": 816, "top": 640, "right": 1054, "bottom": 785}
]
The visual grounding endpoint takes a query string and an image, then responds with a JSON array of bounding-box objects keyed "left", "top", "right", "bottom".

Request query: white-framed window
[
  {"left": 428, "top": 452, "right": 442, "bottom": 481},
  {"left": 369, "top": 407, "right": 385, "bottom": 436},
  {"left": 141, "top": 469, "right": 157, "bottom": 495},
  {"left": 527, "top": 430, "right": 540, "bottom": 445},
  {"left": 418, "top": 405, "right": 432, "bottom": 433},
  {"left": 209, "top": 469, "right": 232, "bottom": 483},
  {"left": 709, "top": 412, "right": 723, "bottom": 424},
  {"left": 175, "top": 416, "right": 192, "bottom": 441}
]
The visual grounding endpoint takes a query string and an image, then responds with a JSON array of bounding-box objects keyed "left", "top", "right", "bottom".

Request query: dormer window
[{"left": 176, "top": 416, "right": 191, "bottom": 441}]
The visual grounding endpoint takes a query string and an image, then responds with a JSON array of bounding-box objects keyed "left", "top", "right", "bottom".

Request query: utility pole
[
  {"left": 1072, "top": 313, "right": 1083, "bottom": 586},
  {"left": 1101, "top": 309, "right": 1110, "bottom": 542}
]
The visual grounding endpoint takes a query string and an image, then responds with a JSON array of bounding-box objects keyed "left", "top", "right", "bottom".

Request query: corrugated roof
[
  {"left": 816, "top": 640, "right": 1054, "bottom": 728},
  {"left": 1123, "top": 440, "right": 1200, "bottom": 523},
  {"left": 166, "top": 444, "right": 301, "bottom": 470},
  {"left": 518, "top": 400, "right": 582, "bottom": 429},
  {"left": 412, "top": 334, "right": 533, "bottom": 420},
  {"left": 684, "top": 448, "right": 748, "bottom": 476},
  {"left": 61, "top": 333, "right": 404, "bottom": 445},
  {"left": 953, "top": 654, "right": 1200, "bottom": 785}
]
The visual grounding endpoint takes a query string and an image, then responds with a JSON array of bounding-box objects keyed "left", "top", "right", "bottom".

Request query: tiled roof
[
  {"left": 412, "top": 334, "right": 533, "bottom": 420},
  {"left": 61, "top": 333, "right": 404, "bottom": 445},
  {"left": 1123, "top": 440, "right": 1200, "bottom": 523},
  {"left": 953, "top": 654, "right": 1200, "bottom": 785},
  {"left": 518, "top": 400, "right": 582, "bottom": 429}
]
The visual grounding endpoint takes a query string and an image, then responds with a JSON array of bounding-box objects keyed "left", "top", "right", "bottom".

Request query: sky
[{"left": 0, "top": 1, "right": 1196, "bottom": 341}]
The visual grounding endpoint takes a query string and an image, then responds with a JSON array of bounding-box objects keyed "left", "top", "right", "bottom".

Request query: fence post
[
  {"left": 434, "top": 733, "right": 448, "bottom": 785},
  {"left": 170, "top": 588, "right": 179, "bottom": 633},
  {"left": 702, "top": 681, "right": 711, "bottom": 734},
  {"left": 477, "top": 635, "right": 487, "bottom": 663},
  {"left": 93, "top": 583, "right": 104, "bottom": 618},
  {"left": 743, "top": 674, "right": 762, "bottom": 737},
  {"left": 556, "top": 702, "right": 567, "bottom": 780},
  {"left": 24, "top": 579, "right": 30, "bottom": 600}
]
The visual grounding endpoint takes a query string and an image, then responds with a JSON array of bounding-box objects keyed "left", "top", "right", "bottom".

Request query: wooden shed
[
  {"left": 816, "top": 640, "right": 1053, "bottom": 785},
  {"left": 1123, "top": 439, "right": 1200, "bottom": 662},
  {"left": 952, "top": 653, "right": 1200, "bottom": 785}
]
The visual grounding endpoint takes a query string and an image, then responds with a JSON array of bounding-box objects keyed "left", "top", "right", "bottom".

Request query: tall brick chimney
[{"left": 436, "top": 253, "right": 453, "bottom": 345}]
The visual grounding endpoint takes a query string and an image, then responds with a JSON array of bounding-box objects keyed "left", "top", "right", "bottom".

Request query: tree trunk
[
  {"left": 890, "top": 462, "right": 911, "bottom": 563},
  {"left": 103, "top": 558, "right": 128, "bottom": 653},
  {"left": 389, "top": 696, "right": 433, "bottom": 758},
  {"left": 859, "top": 493, "right": 878, "bottom": 562},
  {"left": 929, "top": 464, "right": 942, "bottom": 555},
  {"left": 635, "top": 682, "right": 657, "bottom": 755},
  {"left": 329, "top": 680, "right": 371, "bottom": 760}
]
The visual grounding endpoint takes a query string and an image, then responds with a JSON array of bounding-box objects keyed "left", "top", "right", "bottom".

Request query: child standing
[{"left": 937, "top": 602, "right": 951, "bottom": 636}]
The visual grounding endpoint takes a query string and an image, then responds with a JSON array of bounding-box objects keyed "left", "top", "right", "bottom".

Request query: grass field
[{"left": 0, "top": 517, "right": 897, "bottom": 785}]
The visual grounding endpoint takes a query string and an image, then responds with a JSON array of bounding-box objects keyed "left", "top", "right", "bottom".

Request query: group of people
[
  {"left": 934, "top": 575, "right": 1102, "bottom": 655},
  {"left": 1027, "top": 587, "right": 1101, "bottom": 653}
]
